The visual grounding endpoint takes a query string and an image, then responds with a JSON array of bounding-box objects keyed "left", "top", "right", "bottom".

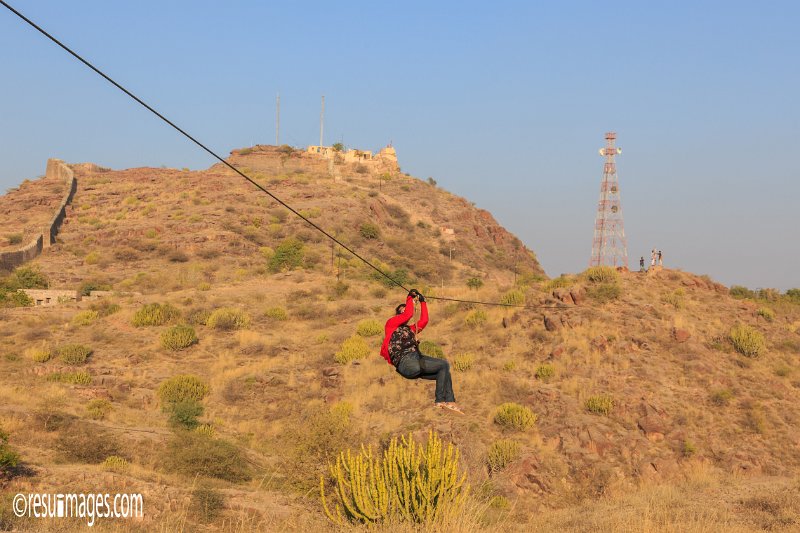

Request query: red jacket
[{"left": 380, "top": 295, "right": 428, "bottom": 365}]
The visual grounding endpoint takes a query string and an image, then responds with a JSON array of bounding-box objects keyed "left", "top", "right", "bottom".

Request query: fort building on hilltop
[{"left": 306, "top": 144, "right": 398, "bottom": 173}]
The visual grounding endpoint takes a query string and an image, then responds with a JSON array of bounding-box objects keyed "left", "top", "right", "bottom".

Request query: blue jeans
[{"left": 395, "top": 351, "right": 456, "bottom": 403}]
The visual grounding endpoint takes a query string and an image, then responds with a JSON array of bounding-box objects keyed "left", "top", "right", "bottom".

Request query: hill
[{"left": 1, "top": 148, "right": 800, "bottom": 531}]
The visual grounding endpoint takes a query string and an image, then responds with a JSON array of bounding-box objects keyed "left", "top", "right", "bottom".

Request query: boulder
[
  {"left": 549, "top": 344, "right": 566, "bottom": 359},
  {"left": 637, "top": 415, "right": 667, "bottom": 442},
  {"left": 505, "top": 455, "right": 550, "bottom": 495},
  {"left": 672, "top": 328, "right": 691, "bottom": 343},
  {"left": 321, "top": 366, "right": 340, "bottom": 377},
  {"left": 552, "top": 288, "right": 573, "bottom": 304},
  {"left": 570, "top": 286, "right": 587, "bottom": 305},
  {"left": 543, "top": 314, "right": 562, "bottom": 332}
]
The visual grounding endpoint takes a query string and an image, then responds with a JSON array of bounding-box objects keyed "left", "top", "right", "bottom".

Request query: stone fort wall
[{"left": 0, "top": 159, "right": 77, "bottom": 272}]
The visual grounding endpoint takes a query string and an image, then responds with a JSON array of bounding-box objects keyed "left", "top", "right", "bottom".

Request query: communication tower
[{"left": 590, "top": 132, "right": 628, "bottom": 268}]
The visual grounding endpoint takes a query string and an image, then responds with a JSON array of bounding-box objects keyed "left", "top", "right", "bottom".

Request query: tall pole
[
  {"left": 320, "top": 95, "right": 325, "bottom": 147},
  {"left": 275, "top": 93, "right": 280, "bottom": 146}
]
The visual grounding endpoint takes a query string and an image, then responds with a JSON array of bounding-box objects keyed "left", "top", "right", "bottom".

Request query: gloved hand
[
  {"left": 408, "top": 288, "right": 419, "bottom": 299},
  {"left": 417, "top": 293, "right": 426, "bottom": 302}
]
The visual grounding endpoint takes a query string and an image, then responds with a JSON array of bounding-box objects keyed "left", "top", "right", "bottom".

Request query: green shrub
[
  {"left": 331, "top": 281, "right": 349, "bottom": 297},
  {"left": 25, "top": 343, "right": 51, "bottom": 363},
  {"left": 192, "top": 486, "right": 225, "bottom": 522},
  {"left": 464, "top": 310, "right": 488, "bottom": 328},
  {"left": 489, "top": 496, "right": 511, "bottom": 510},
  {"left": 730, "top": 285, "right": 755, "bottom": 299},
  {"left": 165, "top": 432, "right": 251, "bottom": 482},
  {"left": 661, "top": 289, "right": 685, "bottom": 309},
  {"left": 85, "top": 252, "right": 101, "bottom": 265},
  {"left": 168, "top": 399, "right": 204, "bottom": 430},
  {"left": 194, "top": 424, "right": 215, "bottom": 438},
  {"left": 487, "top": 439, "right": 521, "bottom": 472},
  {"left": 587, "top": 283, "right": 621, "bottom": 303},
  {"left": 79, "top": 280, "right": 112, "bottom": 297},
  {"left": 265, "top": 306, "right": 288, "bottom": 321},
  {"left": 207, "top": 308, "right": 251, "bottom": 330},
  {"left": 419, "top": 340, "right": 445, "bottom": 359},
  {"left": 757, "top": 307, "right": 775, "bottom": 322},
  {"left": 466, "top": 277, "right": 484, "bottom": 290},
  {"left": 320, "top": 431, "right": 468, "bottom": 526},
  {"left": 0, "top": 288, "right": 33, "bottom": 308},
  {"left": 334, "top": 335, "right": 370, "bottom": 364},
  {"left": 12, "top": 265, "right": 49, "bottom": 289},
  {"left": 54, "top": 425, "right": 120, "bottom": 463},
  {"left": 585, "top": 394, "right": 614, "bottom": 415},
  {"left": 269, "top": 238, "right": 304, "bottom": 272},
  {"left": 583, "top": 266, "right": 619, "bottom": 283},
  {"left": 157, "top": 375, "right": 209, "bottom": 405},
  {"left": 453, "top": 353, "right": 474, "bottom": 371},
  {"left": 502, "top": 360, "right": 516, "bottom": 371},
  {"left": 161, "top": 325, "right": 199, "bottom": 351},
  {"left": 682, "top": 439, "right": 697, "bottom": 458},
  {"left": 90, "top": 300, "right": 120, "bottom": 317},
  {"left": 494, "top": 403, "right": 536, "bottom": 430},
  {"left": 0, "top": 427, "right": 20, "bottom": 472},
  {"left": 186, "top": 308, "right": 211, "bottom": 325},
  {"left": 535, "top": 363, "right": 555, "bottom": 381},
  {"left": 543, "top": 275, "right": 573, "bottom": 291},
  {"left": 102, "top": 455, "right": 129, "bottom": 473},
  {"left": 57, "top": 344, "right": 92, "bottom": 365},
  {"left": 132, "top": 303, "right": 180, "bottom": 327},
  {"left": 373, "top": 268, "right": 412, "bottom": 288},
  {"left": 359, "top": 222, "right": 380, "bottom": 239},
  {"left": 86, "top": 399, "right": 112, "bottom": 420},
  {"left": 7, "top": 233, "right": 22, "bottom": 245},
  {"left": 730, "top": 324, "right": 765, "bottom": 358},
  {"left": 356, "top": 319, "right": 382, "bottom": 337},
  {"left": 72, "top": 310, "right": 99, "bottom": 326},
  {"left": 46, "top": 371, "right": 92, "bottom": 385},
  {"left": 500, "top": 289, "right": 525, "bottom": 306}
]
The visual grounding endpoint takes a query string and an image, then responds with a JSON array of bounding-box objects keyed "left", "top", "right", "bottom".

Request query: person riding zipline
[{"left": 380, "top": 289, "right": 463, "bottom": 413}]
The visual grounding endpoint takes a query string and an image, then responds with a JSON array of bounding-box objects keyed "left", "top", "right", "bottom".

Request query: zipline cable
[{"left": 0, "top": 1, "right": 566, "bottom": 311}]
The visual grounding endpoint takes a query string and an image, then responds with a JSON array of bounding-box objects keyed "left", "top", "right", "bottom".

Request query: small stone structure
[
  {"left": 306, "top": 144, "right": 399, "bottom": 173},
  {"left": 0, "top": 158, "right": 77, "bottom": 270},
  {"left": 19, "top": 289, "right": 123, "bottom": 307},
  {"left": 22, "top": 289, "right": 80, "bottom": 306}
]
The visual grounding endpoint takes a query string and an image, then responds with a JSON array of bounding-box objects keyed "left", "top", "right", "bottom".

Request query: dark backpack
[{"left": 388, "top": 325, "right": 418, "bottom": 365}]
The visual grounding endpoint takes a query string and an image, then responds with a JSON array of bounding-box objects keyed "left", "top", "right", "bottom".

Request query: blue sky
[{"left": 1, "top": 1, "right": 798, "bottom": 289}]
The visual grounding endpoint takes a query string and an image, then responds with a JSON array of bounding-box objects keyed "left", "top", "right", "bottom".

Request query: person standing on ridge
[
  {"left": 380, "top": 289, "right": 462, "bottom": 413},
  {"left": 658, "top": 250, "right": 663, "bottom": 266},
  {"left": 639, "top": 256, "right": 645, "bottom": 272}
]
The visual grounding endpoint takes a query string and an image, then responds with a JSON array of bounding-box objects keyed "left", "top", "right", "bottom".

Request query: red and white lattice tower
[{"left": 590, "top": 132, "right": 628, "bottom": 268}]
